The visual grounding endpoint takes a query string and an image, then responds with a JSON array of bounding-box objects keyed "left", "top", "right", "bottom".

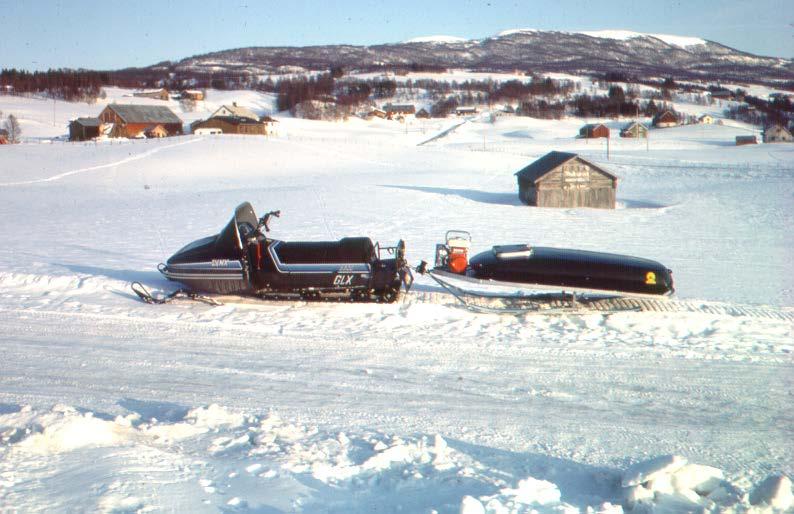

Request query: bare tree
[{"left": 5, "top": 114, "right": 21, "bottom": 143}]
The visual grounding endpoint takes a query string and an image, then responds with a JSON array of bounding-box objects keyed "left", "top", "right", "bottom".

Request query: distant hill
[{"left": 149, "top": 29, "right": 793, "bottom": 84}]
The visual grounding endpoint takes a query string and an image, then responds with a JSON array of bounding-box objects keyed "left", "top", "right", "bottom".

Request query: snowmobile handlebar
[{"left": 259, "top": 210, "right": 281, "bottom": 232}]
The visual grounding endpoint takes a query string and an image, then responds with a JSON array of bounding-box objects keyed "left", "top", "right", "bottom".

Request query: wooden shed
[
  {"left": 455, "top": 106, "right": 478, "bottom": 116},
  {"left": 191, "top": 116, "right": 268, "bottom": 135},
  {"left": 69, "top": 117, "right": 103, "bottom": 141},
  {"left": 620, "top": 121, "right": 648, "bottom": 138},
  {"left": 762, "top": 125, "right": 793, "bottom": 143},
  {"left": 653, "top": 110, "right": 679, "bottom": 128},
  {"left": 99, "top": 105, "right": 183, "bottom": 138},
  {"left": 515, "top": 151, "right": 618, "bottom": 209},
  {"left": 579, "top": 123, "right": 610, "bottom": 139},
  {"left": 132, "top": 88, "right": 170, "bottom": 101},
  {"left": 698, "top": 114, "right": 714, "bottom": 124},
  {"left": 735, "top": 135, "right": 758, "bottom": 146},
  {"left": 415, "top": 108, "right": 431, "bottom": 119}
]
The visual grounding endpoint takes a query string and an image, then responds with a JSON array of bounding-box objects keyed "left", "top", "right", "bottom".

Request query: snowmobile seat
[{"left": 275, "top": 237, "right": 376, "bottom": 264}]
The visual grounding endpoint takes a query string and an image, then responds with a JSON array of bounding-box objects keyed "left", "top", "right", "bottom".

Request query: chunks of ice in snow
[
  {"left": 500, "top": 477, "right": 562, "bottom": 506},
  {"left": 185, "top": 404, "right": 245, "bottom": 429},
  {"left": 460, "top": 495, "right": 486, "bottom": 514},
  {"left": 749, "top": 474, "right": 793, "bottom": 510},
  {"left": 621, "top": 454, "right": 687, "bottom": 487},
  {"left": 670, "top": 463, "right": 724, "bottom": 495}
]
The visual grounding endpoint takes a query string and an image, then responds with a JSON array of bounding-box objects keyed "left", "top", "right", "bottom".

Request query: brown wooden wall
[
  {"left": 69, "top": 123, "right": 100, "bottom": 141},
  {"left": 192, "top": 118, "right": 267, "bottom": 135},
  {"left": 111, "top": 122, "right": 182, "bottom": 138},
  {"left": 518, "top": 158, "right": 616, "bottom": 209}
]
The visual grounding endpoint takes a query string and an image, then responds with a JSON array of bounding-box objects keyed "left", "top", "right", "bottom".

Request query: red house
[{"left": 579, "top": 123, "right": 610, "bottom": 139}]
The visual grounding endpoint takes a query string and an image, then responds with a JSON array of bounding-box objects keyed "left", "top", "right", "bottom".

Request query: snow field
[
  {"left": 1, "top": 404, "right": 791, "bottom": 513},
  {"left": 1, "top": 87, "right": 793, "bottom": 512}
]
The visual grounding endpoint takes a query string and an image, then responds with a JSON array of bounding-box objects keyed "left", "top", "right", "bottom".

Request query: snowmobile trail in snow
[
  {"left": 0, "top": 304, "right": 791, "bottom": 480},
  {"left": 0, "top": 137, "right": 204, "bottom": 187}
]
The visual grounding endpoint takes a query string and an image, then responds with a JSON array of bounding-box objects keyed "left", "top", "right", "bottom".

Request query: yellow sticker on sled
[{"left": 645, "top": 272, "right": 657, "bottom": 285}]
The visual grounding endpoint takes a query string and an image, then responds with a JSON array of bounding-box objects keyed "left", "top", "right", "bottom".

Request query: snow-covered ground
[{"left": 0, "top": 90, "right": 792, "bottom": 513}]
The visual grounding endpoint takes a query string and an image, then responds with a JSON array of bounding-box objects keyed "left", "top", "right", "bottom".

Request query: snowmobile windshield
[{"left": 213, "top": 202, "right": 259, "bottom": 258}]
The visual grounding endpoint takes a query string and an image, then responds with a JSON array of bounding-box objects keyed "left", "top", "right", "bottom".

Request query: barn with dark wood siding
[
  {"left": 515, "top": 151, "right": 618, "bottom": 209},
  {"left": 98, "top": 105, "right": 183, "bottom": 138},
  {"left": 190, "top": 116, "right": 269, "bottom": 135},
  {"left": 69, "top": 118, "right": 102, "bottom": 141}
]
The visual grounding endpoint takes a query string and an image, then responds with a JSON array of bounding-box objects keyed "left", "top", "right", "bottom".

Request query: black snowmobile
[
  {"left": 136, "top": 202, "right": 411, "bottom": 304},
  {"left": 417, "top": 231, "right": 673, "bottom": 312}
]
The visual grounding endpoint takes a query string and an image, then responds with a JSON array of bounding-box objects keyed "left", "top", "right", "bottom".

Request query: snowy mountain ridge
[{"left": 160, "top": 28, "right": 793, "bottom": 84}]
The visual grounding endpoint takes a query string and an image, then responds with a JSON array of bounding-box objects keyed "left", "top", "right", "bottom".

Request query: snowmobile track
[{"left": 406, "top": 290, "right": 794, "bottom": 321}]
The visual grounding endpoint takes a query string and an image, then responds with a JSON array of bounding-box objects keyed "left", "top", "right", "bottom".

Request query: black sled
[
  {"left": 156, "top": 202, "right": 411, "bottom": 303},
  {"left": 420, "top": 231, "right": 674, "bottom": 300}
]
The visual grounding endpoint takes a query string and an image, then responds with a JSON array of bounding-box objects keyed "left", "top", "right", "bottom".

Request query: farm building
[
  {"left": 0, "top": 129, "right": 8, "bottom": 144},
  {"left": 210, "top": 103, "right": 259, "bottom": 122},
  {"left": 132, "top": 88, "right": 170, "bottom": 101},
  {"left": 515, "top": 151, "right": 618, "bottom": 209},
  {"left": 69, "top": 117, "right": 102, "bottom": 141},
  {"left": 98, "top": 105, "right": 183, "bottom": 138},
  {"left": 369, "top": 108, "right": 387, "bottom": 119},
  {"left": 579, "top": 123, "right": 610, "bottom": 139},
  {"left": 455, "top": 107, "right": 478, "bottom": 116},
  {"left": 415, "top": 108, "right": 431, "bottom": 119},
  {"left": 191, "top": 116, "right": 269, "bottom": 136},
  {"left": 653, "top": 111, "right": 679, "bottom": 128},
  {"left": 620, "top": 121, "right": 648, "bottom": 138},
  {"left": 383, "top": 104, "right": 415, "bottom": 115},
  {"left": 698, "top": 114, "right": 714, "bottom": 124},
  {"left": 181, "top": 90, "right": 205, "bottom": 101},
  {"left": 710, "top": 90, "right": 733, "bottom": 101},
  {"left": 762, "top": 124, "right": 793, "bottom": 143},
  {"left": 261, "top": 116, "right": 279, "bottom": 135},
  {"left": 735, "top": 135, "right": 758, "bottom": 146}
]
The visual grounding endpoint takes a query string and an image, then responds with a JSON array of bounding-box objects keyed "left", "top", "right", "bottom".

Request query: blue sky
[{"left": 1, "top": 0, "right": 791, "bottom": 70}]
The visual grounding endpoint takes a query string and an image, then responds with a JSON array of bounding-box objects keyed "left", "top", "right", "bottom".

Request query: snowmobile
[
  {"left": 133, "top": 202, "right": 411, "bottom": 304},
  {"left": 416, "top": 231, "right": 674, "bottom": 313}
]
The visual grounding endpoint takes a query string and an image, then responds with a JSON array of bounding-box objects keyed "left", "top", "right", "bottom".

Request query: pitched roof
[
  {"left": 212, "top": 104, "right": 259, "bottom": 121},
  {"left": 260, "top": 116, "right": 279, "bottom": 123},
  {"left": 581, "top": 123, "right": 608, "bottom": 129},
  {"left": 106, "top": 105, "right": 181, "bottom": 124},
  {"left": 621, "top": 121, "right": 647, "bottom": 130},
  {"left": 72, "top": 117, "right": 101, "bottom": 127},
  {"left": 515, "top": 151, "right": 617, "bottom": 183}
]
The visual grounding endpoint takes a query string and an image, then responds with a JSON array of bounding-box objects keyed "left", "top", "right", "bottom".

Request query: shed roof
[
  {"left": 106, "top": 105, "right": 181, "bottom": 124},
  {"left": 72, "top": 117, "right": 102, "bottom": 127},
  {"left": 621, "top": 121, "right": 647, "bottom": 130},
  {"left": 212, "top": 104, "right": 259, "bottom": 121},
  {"left": 514, "top": 151, "right": 617, "bottom": 183},
  {"left": 581, "top": 123, "right": 608, "bottom": 130}
]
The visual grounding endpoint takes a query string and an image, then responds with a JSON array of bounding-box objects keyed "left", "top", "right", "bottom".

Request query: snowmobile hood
[{"left": 167, "top": 202, "right": 259, "bottom": 264}]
